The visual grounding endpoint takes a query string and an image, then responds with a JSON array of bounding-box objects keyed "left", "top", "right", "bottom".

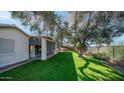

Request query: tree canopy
[
  {"left": 11, "top": 11, "right": 124, "bottom": 54},
  {"left": 11, "top": 11, "right": 59, "bottom": 36}
]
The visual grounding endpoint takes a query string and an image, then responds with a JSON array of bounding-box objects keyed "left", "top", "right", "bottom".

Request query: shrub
[
  {"left": 103, "top": 46, "right": 124, "bottom": 62},
  {"left": 92, "top": 52, "right": 110, "bottom": 62}
]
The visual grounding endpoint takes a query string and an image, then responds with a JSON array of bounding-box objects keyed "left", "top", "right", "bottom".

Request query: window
[
  {"left": 47, "top": 41, "right": 55, "bottom": 57},
  {"left": 47, "top": 41, "right": 55, "bottom": 51},
  {"left": 0, "top": 38, "right": 15, "bottom": 54}
]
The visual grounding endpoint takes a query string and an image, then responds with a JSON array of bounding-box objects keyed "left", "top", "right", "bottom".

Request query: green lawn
[{"left": 0, "top": 52, "right": 124, "bottom": 81}]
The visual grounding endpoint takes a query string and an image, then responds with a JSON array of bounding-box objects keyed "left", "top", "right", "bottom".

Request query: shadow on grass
[
  {"left": 78, "top": 56, "right": 95, "bottom": 81},
  {"left": 78, "top": 56, "right": 124, "bottom": 81},
  {"left": 0, "top": 52, "right": 78, "bottom": 81}
]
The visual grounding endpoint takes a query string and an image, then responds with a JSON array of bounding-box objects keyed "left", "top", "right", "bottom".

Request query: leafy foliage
[
  {"left": 11, "top": 11, "right": 59, "bottom": 36},
  {"left": 11, "top": 11, "right": 124, "bottom": 51},
  {"left": 65, "top": 11, "right": 124, "bottom": 55}
]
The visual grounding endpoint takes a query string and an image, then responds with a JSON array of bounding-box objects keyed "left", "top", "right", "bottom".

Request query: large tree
[
  {"left": 66, "top": 11, "right": 124, "bottom": 57},
  {"left": 55, "top": 16, "right": 70, "bottom": 46},
  {"left": 11, "top": 11, "right": 124, "bottom": 57}
]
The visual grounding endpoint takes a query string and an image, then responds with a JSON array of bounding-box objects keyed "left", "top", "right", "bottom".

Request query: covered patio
[{"left": 29, "top": 36, "right": 57, "bottom": 60}]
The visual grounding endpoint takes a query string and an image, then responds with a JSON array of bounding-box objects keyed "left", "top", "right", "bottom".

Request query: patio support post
[
  {"left": 30, "top": 45, "right": 35, "bottom": 57},
  {"left": 41, "top": 38, "right": 47, "bottom": 60},
  {"left": 55, "top": 42, "right": 57, "bottom": 54}
]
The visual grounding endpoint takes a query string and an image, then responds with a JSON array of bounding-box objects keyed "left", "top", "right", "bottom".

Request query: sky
[
  {"left": 0, "top": 11, "right": 124, "bottom": 44},
  {"left": 0, "top": 11, "right": 31, "bottom": 35}
]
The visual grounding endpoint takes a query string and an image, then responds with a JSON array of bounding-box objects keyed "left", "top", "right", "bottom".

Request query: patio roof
[{"left": 29, "top": 37, "right": 41, "bottom": 45}]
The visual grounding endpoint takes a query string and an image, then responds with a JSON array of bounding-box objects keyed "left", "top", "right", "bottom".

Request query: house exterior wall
[{"left": 0, "top": 27, "right": 29, "bottom": 68}]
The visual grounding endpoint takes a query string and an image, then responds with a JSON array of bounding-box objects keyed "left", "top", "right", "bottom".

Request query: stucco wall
[{"left": 0, "top": 27, "right": 29, "bottom": 68}]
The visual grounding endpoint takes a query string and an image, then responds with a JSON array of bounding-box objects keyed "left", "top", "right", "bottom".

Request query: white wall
[{"left": 0, "top": 27, "right": 29, "bottom": 68}]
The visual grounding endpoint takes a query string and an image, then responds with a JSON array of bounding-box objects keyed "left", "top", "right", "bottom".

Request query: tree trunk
[
  {"left": 97, "top": 46, "right": 100, "bottom": 57},
  {"left": 78, "top": 48, "right": 83, "bottom": 58},
  {"left": 98, "top": 47, "right": 99, "bottom": 55}
]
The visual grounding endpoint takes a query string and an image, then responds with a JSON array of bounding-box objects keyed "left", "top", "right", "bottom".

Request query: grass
[{"left": 0, "top": 52, "right": 124, "bottom": 81}]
